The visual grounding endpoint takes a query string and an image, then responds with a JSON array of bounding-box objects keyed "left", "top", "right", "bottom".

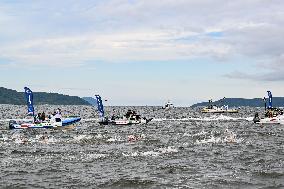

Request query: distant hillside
[
  {"left": 0, "top": 87, "right": 90, "bottom": 105},
  {"left": 0, "top": 87, "right": 23, "bottom": 105},
  {"left": 191, "top": 97, "right": 284, "bottom": 108},
  {"left": 82, "top": 97, "right": 97, "bottom": 106}
]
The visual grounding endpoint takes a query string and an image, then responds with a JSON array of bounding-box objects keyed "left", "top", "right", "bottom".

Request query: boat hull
[
  {"left": 9, "top": 117, "right": 81, "bottom": 129},
  {"left": 99, "top": 118, "right": 152, "bottom": 125},
  {"left": 255, "top": 117, "right": 283, "bottom": 124},
  {"left": 253, "top": 113, "right": 284, "bottom": 124}
]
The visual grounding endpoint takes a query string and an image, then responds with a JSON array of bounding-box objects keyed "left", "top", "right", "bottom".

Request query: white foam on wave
[
  {"left": 72, "top": 133, "right": 106, "bottom": 142},
  {"left": 35, "top": 135, "right": 57, "bottom": 144},
  {"left": 153, "top": 115, "right": 250, "bottom": 122},
  {"left": 0, "top": 134, "right": 9, "bottom": 142},
  {"left": 153, "top": 118, "right": 195, "bottom": 122},
  {"left": 152, "top": 118, "right": 166, "bottom": 122},
  {"left": 0, "top": 133, "right": 58, "bottom": 144},
  {"left": 195, "top": 129, "right": 243, "bottom": 144},
  {"left": 195, "top": 135, "right": 222, "bottom": 144},
  {"left": 158, "top": 146, "right": 178, "bottom": 153},
  {"left": 14, "top": 137, "right": 28, "bottom": 144},
  {"left": 193, "top": 130, "right": 208, "bottom": 136},
  {"left": 183, "top": 130, "right": 208, "bottom": 137},
  {"left": 106, "top": 136, "right": 124, "bottom": 142},
  {"left": 142, "top": 146, "right": 178, "bottom": 156},
  {"left": 122, "top": 152, "right": 139, "bottom": 157},
  {"left": 62, "top": 152, "right": 108, "bottom": 162},
  {"left": 183, "top": 133, "right": 191, "bottom": 137},
  {"left": 141, "top": 151, "right": 161, "bottom": 156},
  {"left": 86, "top": 153, "right": 108, "bottom": 159},
  {"left": 122, "top": 146, "right": 178, "bottom": 157},
  {"left": 73, "top": 134, "right": 93, "bottom": 141},
  {"left": 127, "top": 134, "right": 146, "bottom": 142},
  {"left": 94, "top": 133, "right": 104, "bottom": 139},
  {"left": 245, "top": 117, "right": 254, "bottom": 121},
  {"left": 8, "top": 133, "right": 29, "bottom": 144},
  {"left": 204, "top": 115, "right": 244, "bottom": 121}
]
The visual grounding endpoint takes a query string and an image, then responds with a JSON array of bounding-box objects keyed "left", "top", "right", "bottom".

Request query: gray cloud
[
  {"left": 225, "top": 52, "right": 284, "bottom": 81},
  {"left": 0, "top": 0, "right": 284, "bottom": 73},
  {"left": 225, "top": 68, "right": 284, "bottom": 82}
]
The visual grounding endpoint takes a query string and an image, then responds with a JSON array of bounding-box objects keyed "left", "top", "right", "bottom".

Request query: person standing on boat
[
  {"left": 41, "top": 111, "right": 46, "bottom": 121},
  {"left": 55, "top": 108, "right": 61, "bottom": 114},
  {"left": 34, "top": 113, "right": 42, "bottom": 123},
  {"left": 54, "top": 108, "right": 62, "bottom": 122},
  {"left": 209, "top": 99, "right": 213, "bottom": 109},
  {"left": 111, "top": 114, "right": 115, "bottom": 120}
]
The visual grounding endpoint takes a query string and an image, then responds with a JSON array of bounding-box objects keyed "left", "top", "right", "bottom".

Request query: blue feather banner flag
[
  {"left": 24, "top": 87, "right": 35, "bottom": 116},
  {"left": 267, "top": 91, "right": 272, "bottom": 109},
  {"left": 95, "top": 95, "right": 104, "bottom": 117}
]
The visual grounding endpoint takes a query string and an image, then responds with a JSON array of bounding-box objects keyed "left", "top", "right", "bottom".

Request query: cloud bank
[{"left": 0, "top": 0, "right": 284, "bottom": 80}]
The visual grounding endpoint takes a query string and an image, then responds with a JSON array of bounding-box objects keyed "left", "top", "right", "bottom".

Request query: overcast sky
[{"left": 0, "top": 0, "right": 283, "bottom": 106}]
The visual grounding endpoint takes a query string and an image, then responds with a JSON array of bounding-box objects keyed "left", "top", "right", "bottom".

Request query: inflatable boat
[
  {"left": 9, "top": 117, "right": 81, "bottom": 129},
  {"left": 9, "top": 87, "right": 81, "bottom": 129}
]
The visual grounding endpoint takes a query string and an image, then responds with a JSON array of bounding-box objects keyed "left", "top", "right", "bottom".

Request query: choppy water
[{"left": 0, "top": 105, "right": 283, "bottom": 188}]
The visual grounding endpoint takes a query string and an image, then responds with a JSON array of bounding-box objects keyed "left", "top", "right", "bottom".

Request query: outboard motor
[
  {"left": 253, "top": 113, "right": 260, "bottom": 123},
  {"left": 9, "top": 120, "right": 17, "bottom": 129}
]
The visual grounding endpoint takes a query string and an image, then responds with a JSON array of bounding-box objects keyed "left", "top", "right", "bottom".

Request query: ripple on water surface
[{"left": 0, "top": 105, "right": 283, "bottom": 188}]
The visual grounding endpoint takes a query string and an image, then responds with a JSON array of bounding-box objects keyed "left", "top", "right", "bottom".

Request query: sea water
[{"left": 0, "top": 105, "right": 283, "bottom": 188}]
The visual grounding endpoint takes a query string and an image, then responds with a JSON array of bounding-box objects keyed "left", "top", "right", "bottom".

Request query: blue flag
[
  {"left": 95, "top": 95, "right": 104, "bottom": 117},
  {"left": 24, "top": 87, "right": 34, "bottom": 116},
  {"left": 267, "top": 91, "right": 272, "bottom": 109}
]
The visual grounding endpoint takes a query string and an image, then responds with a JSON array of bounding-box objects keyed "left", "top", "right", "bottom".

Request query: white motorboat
[
  {"left": 253, "top": 91, "right": 284, "bottom": 124},
  {"left": 94, "top": 95, "right": 152, "bottom": 126},
  {"left": 202, "top": 105, "right": 238, "bottom": 113},
  {"left": 201, "top": 99, "right": 238, "bottom": 113},
  {"left": 9, "top": 87, "right": 81, "bottom": 129},
  {"left": 163, "top": 100, "right": 174, "bottom": 110}
]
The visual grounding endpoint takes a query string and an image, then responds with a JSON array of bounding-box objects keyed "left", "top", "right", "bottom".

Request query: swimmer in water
[{"left": 128, "top": 134, "right": 145, "bottom": 142}]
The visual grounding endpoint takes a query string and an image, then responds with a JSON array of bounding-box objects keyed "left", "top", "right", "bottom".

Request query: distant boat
[
  {"left": 201, "top": 99, "right": 238, "bottom": 113},
  {"left": 253, "top": 91, "right": 284, "bottom": 124},
  {"left": 163, "top": 100, "right": 174, "bottom": 110},
  {"left": 9, "top": 87, "right": 81, "bottom": 129},
  {"left": 94, "top": 95, "right": 152, "bottom": 125}
]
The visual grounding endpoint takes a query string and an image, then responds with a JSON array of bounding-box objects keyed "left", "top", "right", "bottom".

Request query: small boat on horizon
[
  {"left": 163, "top": 100, "right": 174, "bottom": 110},
  {"left": 201, "top": 99, "right": 238, "bottom": 113}
]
